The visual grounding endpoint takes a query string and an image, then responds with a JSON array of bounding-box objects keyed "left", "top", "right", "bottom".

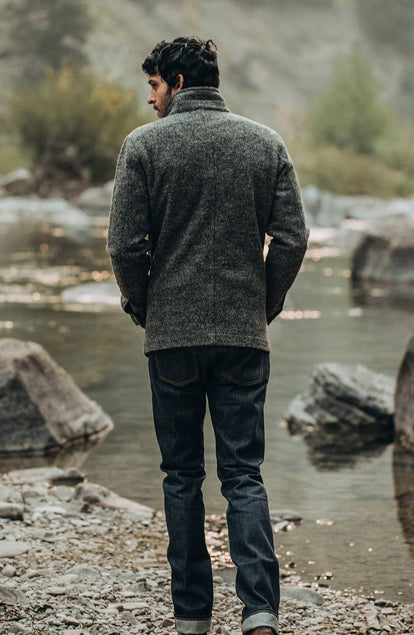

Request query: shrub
[
  {"left": 293, "top": 145, "right": 414, "bottom": 198},
  {"left": 309, "top": 47, "right": 391, "bottom": 155},
  {"left": 9, "top": 67, "right": 142, "bottom": 182}
]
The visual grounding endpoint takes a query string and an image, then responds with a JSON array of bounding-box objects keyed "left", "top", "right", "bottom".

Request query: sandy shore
[{"left": 0, "top": 467, "right": 413, "bottom": 634}]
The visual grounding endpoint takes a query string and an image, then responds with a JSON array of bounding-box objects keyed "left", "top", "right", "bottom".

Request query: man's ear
[{"left": 174, "top": 74, "right": 184, "bottom": 91}]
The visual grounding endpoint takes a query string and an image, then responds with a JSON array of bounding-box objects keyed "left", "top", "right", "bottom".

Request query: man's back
[{"left": 109, "top": 86, "right": 307, "bottom": 353}]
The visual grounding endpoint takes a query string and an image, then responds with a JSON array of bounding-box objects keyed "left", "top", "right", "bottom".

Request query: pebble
[
  {"left": 52, "top": 485, "right": 75, "bottom": 501},
  {"left": 270, "top": 509, "right": 303, "bottom": 523},
  {"left": 46, "top": 585, "right": 71, "bottom": 595},
  {"left": 0, "top": 468, "right": 412, "bottom": 634},
  {"left": 0, "top": 584, "right": 29, "bottom": 605},
  {"left": 1, "top": 564, "right": 17, "bottom": 577},
  {"left": 273, "top": 520, "right": 291, "bottom": 532},
  {"left": 0, "top": 502, "right": 24, "bottom": 520},
  {"left": 0, "top": 541, "right": 30, "bottom": 558},
  {"left": 281, "top": 586, "right": 324, "bottom": 606}
]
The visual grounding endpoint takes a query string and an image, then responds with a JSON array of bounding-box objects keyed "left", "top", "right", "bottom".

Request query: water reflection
[
  {"left": 393, "top": 442, "right": 414, "bottom": 559},
  {"left": 303, "top": 441, "right": 390, "bottom": 471},
  {"left": 0, "top": 436, "right": 104, "bottom": 473},
  {"left": 351, "top": 281, "right": 414, "bottom": 309}
]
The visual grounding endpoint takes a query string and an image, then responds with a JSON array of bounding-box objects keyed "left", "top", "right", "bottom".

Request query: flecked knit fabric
[{"left": 107, "top": 87, "right": 309, "bottom": 354}]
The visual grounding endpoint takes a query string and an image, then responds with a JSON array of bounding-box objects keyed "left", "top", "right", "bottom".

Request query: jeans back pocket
[
  {"left": 154, "top": 348, "right": 199, "bottom": 387},
  {"left": 220, "top": 348, "right": 268, "bottom": 386}
]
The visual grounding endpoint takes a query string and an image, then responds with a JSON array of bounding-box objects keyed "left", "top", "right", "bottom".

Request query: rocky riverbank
[{"left": 0, "top": 468, "right": 413, "bottom": 634}]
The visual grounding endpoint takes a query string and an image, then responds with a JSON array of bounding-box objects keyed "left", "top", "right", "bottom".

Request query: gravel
[{"left": 0, "top": 468, "right": 413, "bottom": 634}]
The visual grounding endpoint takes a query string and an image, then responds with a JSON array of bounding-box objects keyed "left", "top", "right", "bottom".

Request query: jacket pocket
[
  {"left": 154, "top": 348, "right": 199, "bottom": 387},
  {"left": 220, "top": 348, "right": 268, "bottom": 386}
]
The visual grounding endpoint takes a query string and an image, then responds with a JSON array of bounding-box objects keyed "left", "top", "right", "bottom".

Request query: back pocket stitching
[
  {"left": 155, "top": 349, "right": 199, "bottom": 387},
  {"left": 220, "top": 351, "right": 264, "bottom": 386}
]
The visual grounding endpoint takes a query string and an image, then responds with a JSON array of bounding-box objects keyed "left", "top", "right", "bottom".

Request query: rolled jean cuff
[
  {"left": 242, "top": 610, "right": 279, "bottom": 634},
  {"left": 175, "top": 616, "right": 211, "bottom": 633}
]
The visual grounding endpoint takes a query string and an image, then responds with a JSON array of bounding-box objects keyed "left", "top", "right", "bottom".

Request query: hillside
[
  {"left": 85, "top": 0, "right": 408, "bottom": 135},
  {"left": 1, "top": 0, "right": 412, "bottom": 137}
]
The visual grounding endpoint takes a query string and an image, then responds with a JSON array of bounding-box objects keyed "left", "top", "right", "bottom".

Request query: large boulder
[
  {"left": 0, "top": 168, "right": 33, "bottom": 196},
  {"left": 394, "top": 335, "right": 414, "bottom": 452},
  {"left": 0, "top": 339, "right": 113, "bottom": 454},
  {"left": 351, "top": 219, "right": 414, "bottom": 300},
  {"left": 286, "top": 363, "right": 395, "bottom": 453}
]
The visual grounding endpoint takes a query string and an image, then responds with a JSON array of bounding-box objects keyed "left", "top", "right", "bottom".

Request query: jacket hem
[{"left": 143, "top": 333, "right": 271, "bottom": 356}]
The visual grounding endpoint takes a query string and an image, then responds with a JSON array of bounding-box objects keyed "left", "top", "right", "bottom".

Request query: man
[{"left": 107, "top": 36, "right": 309, "bottom": 635}]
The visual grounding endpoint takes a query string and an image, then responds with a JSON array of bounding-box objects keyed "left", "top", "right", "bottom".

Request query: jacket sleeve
[
  {"left": 107, "top": 135, "right": 151, "bottom": 328},
  {"left": 265, "top": 145, "right": 309, "bottom": 324}
]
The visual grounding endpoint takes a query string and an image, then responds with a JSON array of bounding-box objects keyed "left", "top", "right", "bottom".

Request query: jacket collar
[{"left": 163, "top": 87, "right": 229, "bottom": 118}]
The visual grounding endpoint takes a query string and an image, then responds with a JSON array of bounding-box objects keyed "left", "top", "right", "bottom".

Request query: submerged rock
[
  {"left": 0, "top": 339, "right": 113, "bottom": 454},
  {"left": 351, "top": 219, "right": 414, "bottom": 300},
  {"left": 286, "top": 363, "right": 395, "bottom": 452},
  {"left": 394, "top": 335, "right": 414, "bottom": 452}
]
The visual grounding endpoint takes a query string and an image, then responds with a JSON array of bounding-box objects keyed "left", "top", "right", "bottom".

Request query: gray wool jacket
[{"left": 107, "top": 87, "right": 309, "bottom": 354}]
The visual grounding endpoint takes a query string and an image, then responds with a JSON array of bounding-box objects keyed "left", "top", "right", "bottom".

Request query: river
[{"left": 0, "top": 209, "right": 413, "bottom": 603}]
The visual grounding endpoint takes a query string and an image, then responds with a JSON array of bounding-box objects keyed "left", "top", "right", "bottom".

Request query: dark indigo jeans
[{"left": 148, "top": 346, "right": 280, "bottom": 634}]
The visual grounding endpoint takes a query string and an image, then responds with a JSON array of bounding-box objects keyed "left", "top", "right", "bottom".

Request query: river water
[{"left": 0, "top": 211, "right": 413, "bottom": 603}]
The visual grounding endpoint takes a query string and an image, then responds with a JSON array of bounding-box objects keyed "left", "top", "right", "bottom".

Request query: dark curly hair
[{"left": 142, "top": 36, "right": 220, "bottom": 89}]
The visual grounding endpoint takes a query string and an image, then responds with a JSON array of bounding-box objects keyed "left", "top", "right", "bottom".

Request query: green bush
[
  {"left": 294, "top": 145, "right": 414, "bottom": 198},
  {"left": 9, "top": 67, "right": 142, "bottom": 182},
  {"left": 309, "top": 47, "right": 391, "bottom": 155}
]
